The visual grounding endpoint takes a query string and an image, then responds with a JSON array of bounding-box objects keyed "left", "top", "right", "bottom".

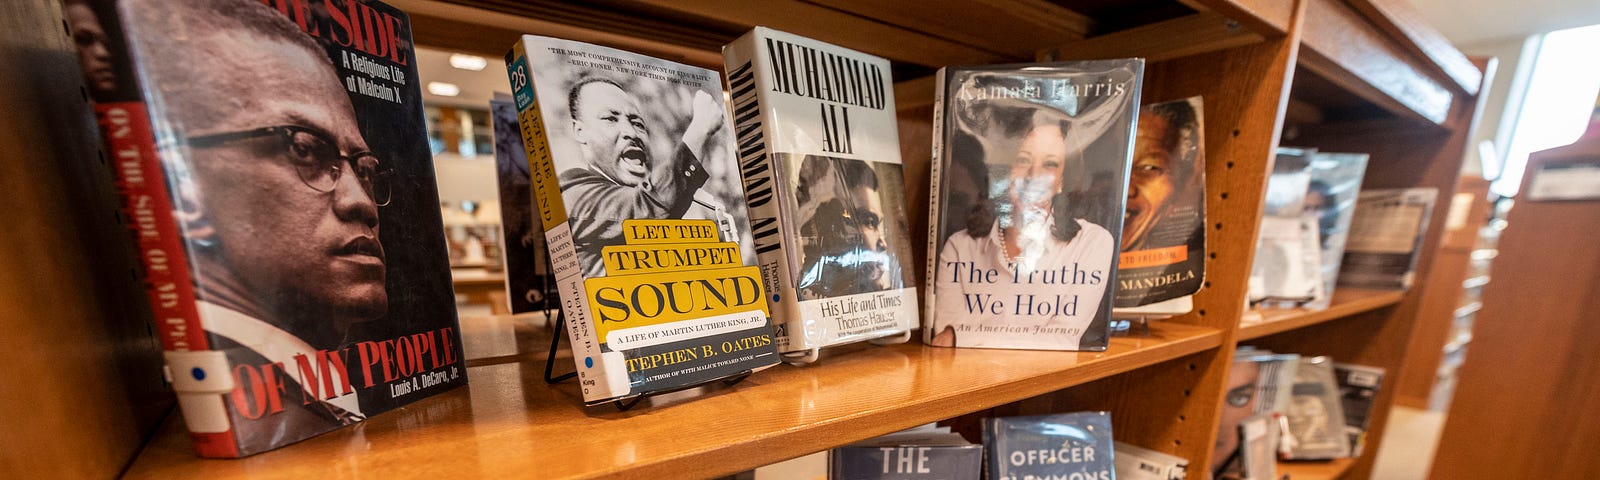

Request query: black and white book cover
[
  {"left": 491, "top": 96, "right": 555, "bottom": 313},
  {"left": 1303, "top": 152, "right": 1369, "bottom": 308},
  {"left": 506, "top": 35, "right": 778, "bottom": 404},
  {"left": 830, "top": 426, "right": 982, "bottom": 480},
  {"left": 1283, "top": 356, "right": 1351, "bottom": 459},
  {"left": 926, "top": 60, "right": 1144, "bottom": 351},
  {"left": 1334, "top": 363, "right": 1385, "bottom": 454},
  {"left": 86, "top": 0, "right": 465, "bottom": 456},
  {"left": 984, "top": 412, "right": 1116, "bottom": 480},
  {"left": 722, "top": 27, "right": 919, "bottom": 362},
  {"left": 1338, "top": 188, "right": 1438, "bottom": 290},
  {"left": 1114, "top": 96, "right": 1207, "bottom": 310}
]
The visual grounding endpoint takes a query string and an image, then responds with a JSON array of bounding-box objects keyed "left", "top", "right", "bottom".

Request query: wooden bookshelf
[
  {"left": 123, "top": 321, "right": 1221, "bottom": 479},
  {"left": 1280, "top": 458, "right": 1358, "bottom": 479},
  {"left": 5, "top": 0, "right": 1488, "bottom": 478},
  {"left": 1240, "top": 288, "right": 1407, "bottom": 340}
]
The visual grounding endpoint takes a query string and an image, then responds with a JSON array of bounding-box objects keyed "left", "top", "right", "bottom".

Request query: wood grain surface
[{"left": 124, "top": 321, "right": 1221, "bottom": 479}]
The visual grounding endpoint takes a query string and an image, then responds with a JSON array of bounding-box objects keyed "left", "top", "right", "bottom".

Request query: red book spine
[{"left": 95, "top": 101, "right": 238, "bottom": 458}]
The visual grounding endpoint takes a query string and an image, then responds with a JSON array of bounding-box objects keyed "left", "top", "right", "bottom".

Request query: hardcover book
[
  {"left": 984, "top": 412, "right": 1116, "bottom": 480},
  {"left": 1282, "top": 356, "right": 1351, "bottom": 459},
  {"left": 79, "top": 0, "right": 465, "bottom": 457},
  {"left": 1113, "top": 441, "right": 1188, "bottom": 480},
  {"left": 1249, "top": 147, "right": 1322, "bottom": 304},
  {"left": 722, "top": 27, "right": 919, "bottom": 363},
  {"left": 926, "top": 60, "right": 1144, "bottom": 351},
  {"left": 1303, "top": 152, "right": 1370, "bottom": 308},
  {"left": 1334, "top": 363, "right": 1385, "bottom": 454},
  {"left": 1114, "top": 97, "right": 1206, "bottom": 310},
  {"left": 505, "top": 35, "right": 779, "bottom": 404},
  {"left": 830, "top": 426, "right": 983, "bottom": 480},
  {"left": 1339, "top": 188, "right": 1439, "bottom": 290},
  {"left": 491, "top": 96, "right": 556, "bottom": 313}
]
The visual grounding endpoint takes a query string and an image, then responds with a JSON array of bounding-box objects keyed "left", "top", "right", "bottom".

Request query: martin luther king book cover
[
  {"left": 722, "top": 27, "right": 919, "bottom": 364},
  {"left": 925, "top": 60, "right": 1143, "bottom": 351},
  {"left": 76, "top": 0, "right": 464, "bottom": 457},
  {"left": 506, "top": 35, "right": 778, "bottom": 404}
]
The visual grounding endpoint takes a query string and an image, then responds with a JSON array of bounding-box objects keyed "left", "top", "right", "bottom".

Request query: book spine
[
  {"left": 724, "top": 33, "right": 808, "bottom": 355},
  {"left": 923, "top": 70, "right": 947, "bottom": 344},
  {"left": 505, "top": 39, "right": 624, "bottom": 403},
  {"left": 95, "top": 100, "right": 236, "bottom": 457}
]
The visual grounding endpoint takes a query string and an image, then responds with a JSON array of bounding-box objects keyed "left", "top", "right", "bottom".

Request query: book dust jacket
[
  {"left": 926, "top": 60, "right": 1144, "bottom": 351},
  {"left": 984, "top": 412, "right": 1116, "bottom": 480},
  {"left": 84, "top": 0, "right": 465, "bottom": 456},
  {"left": 723, "top": 27, "right": 919, "bottom": 362},
  {"left": 1115, "top": 97, "right": 1206, "bottom": 308},
  {"left": 506, "top": 35, "right": 778, "bottom": 404}
]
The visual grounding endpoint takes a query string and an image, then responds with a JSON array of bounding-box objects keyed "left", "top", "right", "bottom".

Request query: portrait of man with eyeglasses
[{"left": 113, "top": 0, "right": 462, "bottom": 449}]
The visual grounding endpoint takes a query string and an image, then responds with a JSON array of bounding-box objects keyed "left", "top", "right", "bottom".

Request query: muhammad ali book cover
[
  {"left": 722, "top": 27, "right": 918, "bottom": 364},
  {"left": 1113, "top": 96, "right": 1207, "bottom": 312},
  {"left": 506, "top": 35, "right": 777, "bottom": 404},
  {"left": 925, "top": 60, "right": 1143, "bottom": 351},
  {"left": 983, "top": 412, "right": 1116, "bottom": 480},
  {"left": 76, "top": 0, "right": 464, "bottom": 457}
]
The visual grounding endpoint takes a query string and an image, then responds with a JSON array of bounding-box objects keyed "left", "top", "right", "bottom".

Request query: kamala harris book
[
  {"left": 722, "top": 27, "right": 919, "bottom": 364},
  {"left": 925, "top": 60, "right": 1144, "bottom": 351},
  {"left": 78, "top": 0, "right": 465, "bottom": 457},
  {"left": 984, "top": 412, "right": 1116, "bottom": 480},
  {"left": 505, "top": 35, "right": 778, "bottom": 404}
]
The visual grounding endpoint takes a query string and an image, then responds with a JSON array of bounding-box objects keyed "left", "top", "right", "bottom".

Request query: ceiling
[
  {"left": 407, "top": 3, "right": 1600, "bottom": 105},
  {"left": 1410, "top": 0, "right": 1600, "bottom": 47},
  {"left": 416, "top": 46, "right": 511, "bottom": 110}
]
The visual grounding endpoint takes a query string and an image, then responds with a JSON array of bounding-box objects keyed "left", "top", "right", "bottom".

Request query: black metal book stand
[{"left": 535, "top": 254, "right": 753, "bottom": 412}]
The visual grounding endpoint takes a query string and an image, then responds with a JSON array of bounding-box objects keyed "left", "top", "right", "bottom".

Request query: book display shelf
[{"left": 0, "top": 0, "right": 1486, "bottom": 478}]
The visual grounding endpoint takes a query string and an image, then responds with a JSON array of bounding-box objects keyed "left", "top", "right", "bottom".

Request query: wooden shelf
[
  {"left": 1238, "top": 288, "right": 1406, "bottom": 340},
  {"left": 123, "top": 321, "right": 1221, "bottom": 479},
  {"left": 1279, "top": 457, "right": 1357, "bottom": 479}
]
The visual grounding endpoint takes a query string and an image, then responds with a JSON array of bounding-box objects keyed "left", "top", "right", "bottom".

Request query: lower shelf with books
[
  {"left": 1278, "top": 457, "right": 1357, "bottom": 479},
  {"left": 122, "top": 318, "right": 1222, "bottom": 479},
  {"left": 1239, "top": 288, "right": 1406, "bottom": 340}
]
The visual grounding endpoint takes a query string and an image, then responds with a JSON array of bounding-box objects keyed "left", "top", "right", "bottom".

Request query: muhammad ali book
[
  {"left": 926, "top": 60, "right": 1144, "bottom": 351},
  {"left": 984, "top": 412, "right": 1116, "bottom": 480},
  {"left": 506, "top": 35, "right": 777, "bottom": 404},
  {"left": 722, "top": 27, "right": 918, "bottom": 363},
  {"left": 1113, "top": 96, "right": 1207, "bottom": 315},
  {"left": 81, "top": 0, "right": 464, "bottom": 457}
]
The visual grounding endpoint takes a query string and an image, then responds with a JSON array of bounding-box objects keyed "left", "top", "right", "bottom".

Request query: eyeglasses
[{"left": 185, "top": 125, "right": 394, "bottom": 206}]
